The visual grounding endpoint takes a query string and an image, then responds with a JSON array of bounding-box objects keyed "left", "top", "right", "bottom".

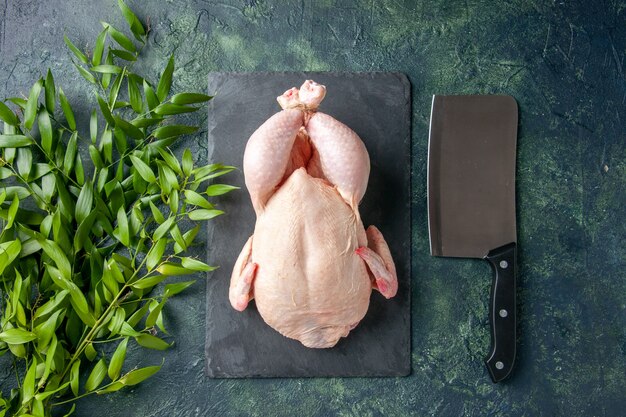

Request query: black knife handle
[{"left": 484, "top": 242, "right": 517, "bottom": 383}]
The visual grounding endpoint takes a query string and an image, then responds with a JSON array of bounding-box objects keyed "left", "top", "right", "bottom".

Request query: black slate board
[{"left": 204, "top": 72, "right": 411, "bottom": 377}]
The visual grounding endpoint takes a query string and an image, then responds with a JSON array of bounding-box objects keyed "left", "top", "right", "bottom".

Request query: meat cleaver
[{"left": 427, "top": 95, "right": 518, "bottom": 383}]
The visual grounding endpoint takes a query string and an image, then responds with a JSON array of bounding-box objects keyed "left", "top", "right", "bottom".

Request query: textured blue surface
[{"left": 1, "top": 1, "right": 625, "bottom": 416}]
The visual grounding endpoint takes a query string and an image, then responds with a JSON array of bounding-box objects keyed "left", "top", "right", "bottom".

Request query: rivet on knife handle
[{"left": 484, "top": 242, "right": 517, "bottom": 383}]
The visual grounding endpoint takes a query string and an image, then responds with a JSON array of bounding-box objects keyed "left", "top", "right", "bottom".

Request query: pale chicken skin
[{"left": 230, "top": 80, "right": 398, "bottom": 348}]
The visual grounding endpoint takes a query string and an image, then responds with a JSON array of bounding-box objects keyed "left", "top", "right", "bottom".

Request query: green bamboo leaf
[
  {"left": 102, "top": 22, "right": 136, "bottom": 52},
  {"left": 75, "top": 181, "right": 94, "bottom": 224},
  {"left": 156, "top": 148, "right": 181, "bottom": 174},
  {"left": 119, "top": 364, "right": 162, "bottom": 386},
  {"left": 184, "top": 190, "right": 213, "bottom": 209},
  {"left": 63, "top": 132, "right": 78, "bottom": 175},
  {"left": 101, "top": 128, "right": 113, "bottom": 162},
  {"left": 152, "top": 125, "right": 198, "bottom": 140},
  {"left": 145, "top": 299, "right": 166, "bottom": 328},
  {"left": 127, "top": 76, "right": 143, "bottom": 113},
  {"left": 75, "top": 153, "right": 85, "bottom": 185},
  {"left": 38, "top": 109, "right": 53, "bottom": 154},
  {"left": 64, "top": 35, "right": 88, "bottom": 64},
  {"left": 153, "top": 103, "right": 196, "bottom": 116},
  {"left": 170, "top": 93, "right": 213, "bottom": 105},
  {"left": 35, "top": 310, "right": 61, "bottom": 351},
  {"left": 24, "top": 79, "right": 43, "bottom": 130},
  {"left": 0, "top": 101, "right": 19, "bottom": 125},
  {"left": 0, "top": 166, "right": 12, "bottom": 179},
  {"left": 89, "top": 144, "right": 103, "bottom": 169},
  {"left": 0, "top": 328, "right": 37, "bottom": 344},
  {"left": 41, "top": 334, "right": 57, "bottom": 384},
  {"left": 58, "top": 87, "right": 76, "bottom": 130},
  {"left": 118, "top": 0, "right": 146, "bottom": 41},
  {"left": 147, "top": 201, "right": 164, "bottom": 224},
  {"left": 22, "top": 358, "right": 37, "bottom": 404},
  {"left": 170, "top": 224, "right": 186, "bottom": 252},
  {"left": 130, "top": 117, "right": 162, "bottom": 129},
  {"left": 110, "top": 49, "right": 137, "bottom": 61},
  {"left": 182, "top": 149, "right": 193, "bottom": 177},
  {"left": 115, "top": 206, "right": 130, "bottom": 246},
  {"left": 85, "top": 358, "right": 107, "bottom": 392},
  {"left": 85, "top": 342, "right": 98, "bottom": 362},
  {"left": 16, "top": 147, "right": 32, "bottom": 179},
  {"left": 70, "top": 360, "right": 81, "bottom": 396},
  {"left": 134, "top": 334, "right": 170, "bottom": 351},
  {"left": 156, "top": 55, "right": 175, "bottom": 102},
  {"left": 143, "top": 80, "right": 159, "bottom": 110},
  {"left": 206, "top": 184, "right": 239, "bottom": 196},
  {"left": 164, "top": 280, "right": 195, "bottom": 297},
  {"left": 96, "top": 381, "right": 125, "bottom": 394},
  {"left": 174, "top": 224, "right": 200, "bottom": 253},
  {"left": 91, "top": 64, "right": 123, "bottom": 74},
  {"left": 156, "top": 262, "right": 194, "bottom": 276},
  {"left": 130, "top": 155, "right": 156, "bottom": 183},
  {"left": 97, "top": 94, "right": 115, "bottom": 125},
  {"left": 0, "top": 186, "right": 30, "bottom": 200},
  {"left": 102, "top": 49, "right": 114, "bottom": 89},
  {"left": 39, "top": 240, "right": 71, "bottom": 279},
  {"left": 92, "top": 27, "right": 108, "bottom": 66},
  {"left": 90, "top": 109, "right": 98, "bottom": 143},
  {"left": 113, "top": 116, "right": 143, "bottom": 139},
  {"left": 6, "top": 196, "right": 19, "bottom": 229},
  {"left": 181, "top": 257, "right": 217, "bottom": 272},
  {"left": 157, "top": 162, "right": 178, "bottom": 195},
  {"left": 130, "top": 273, "right": 168, "bottom": 290},
  {"left": 188, "top": 209, "right": 224, "bottom": 221},
  {"left": 146, "top": 238, "right": 166, "bottom": 271},
  {"left": 108, "top": 70, "right": 125, "bottom": 105},
  {"left": 74, "top": 62, "right": 97, "bottom": 84},
  {"left": 44, "top": 69, "right": 56, "bottom": 112},
  {"left": 108, "top": 337, "right": 128, "bottom": 381}
]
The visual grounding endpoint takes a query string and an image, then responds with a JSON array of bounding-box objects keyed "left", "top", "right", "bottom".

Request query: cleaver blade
[{"left": 428, "top": 95, "right": 518, "bottom": 383}]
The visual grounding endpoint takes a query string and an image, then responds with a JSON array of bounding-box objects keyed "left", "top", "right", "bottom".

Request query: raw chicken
[{"left": 229, "top": 80, "right": 398, "bottom": 348}]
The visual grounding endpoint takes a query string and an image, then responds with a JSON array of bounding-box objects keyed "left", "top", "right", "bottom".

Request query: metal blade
[{"left": 428, "top": 95, "right": 518, "bottom": 258}]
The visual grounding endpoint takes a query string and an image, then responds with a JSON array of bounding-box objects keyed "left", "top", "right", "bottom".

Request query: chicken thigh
[{"left": 229, "top": 80, "right": 398, "bottom": 348}]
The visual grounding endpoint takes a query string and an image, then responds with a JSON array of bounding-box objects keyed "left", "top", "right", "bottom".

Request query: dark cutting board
[{"left": 204, "top": 72, "right": 411, "bottom": 377}]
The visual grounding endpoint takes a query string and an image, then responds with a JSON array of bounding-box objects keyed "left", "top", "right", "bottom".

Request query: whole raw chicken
[{"left": 229, "top": 80, "right": 398, "bottom": 348}]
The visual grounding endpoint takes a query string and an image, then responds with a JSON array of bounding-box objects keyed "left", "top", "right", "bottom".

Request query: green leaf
[
  {"left": 85, "top": 343, "right": 98, "bottom": 362},
  {"left": 92, "top": 27, "right": 108, "bottom": 66},
  {"left": 152, "top": 125, "right": 198, "bottom": 140},
  {"left": 130, "top": 274, "right": 168, "bottom": 290},
  {"left": 97, "top": 94, "right": 115, "bottom": 125},
  {"left": 74, "top": 62, "right": 97, "bottom": 84},
  {"left": 128, "top": 76, "right": 143, "bottom": 113},
  {"left": 45, "top": 69, "right": 56, "bottom": 112},
  {"left": 146, "top": 238, "right": 166, "bottom": 271},
  {"left": 75, "top": 181, "right": 94, "bottom": 224},
  {"left": 118, "top": 0, "right": 146, "bottom": 41},
  {"left": 108, "top": 70, "right": 125, "bottom": 105},
  {"left": 24, "top": 78, "right": 43, "bottom": 130},
  {"left": 115, "top": 206, "right": 130, "bottom": 246},
  {"left": 152, "top": 216, "right": 174, "bottom": 241},
  {"left": 101, "top": 128, "right": 113, "bottom": 162},
  {"left": 135, "top": 334, "right": 171, "bottom": 351},
  {"left": 181, "top": 257, "right": 217, "bottom": 272},
  {"left": 0, "top": 186, "right": 30, "bottom": 200},
  {"left": 70, "top": 360, "right": 81, "bottom": 396},
  {"left": 184, "top": 190, "right": 213, "bottom": 209},
  {"left": 143, "top": 80, "right": 159, "bottom": 110},
  {"left": 153, "top": 103, "right": 196, "bottom": 116},
  {"left": 108, "top": 337, "right": 128, "bottom": 381},
  {"left": 90, "top": 109, "right": 98, "bottom": 143},
  {"left": 110, "top": 49, "right": 137, "bottom": 61},
  {"left": 75, "top": 153, "right": 85, "bottom": 185},
  {"left": 157, "top": 162, "right": 178, "bottom": 195},
  {"left": 39, "top": 240, "right": 71, "bottom": 279},
  {"left": 156, "top": 262, "right": 194, "bottom": 276},
  {"left": 206, "top": 184, "right": 239, "bottom": 196},
  {"left": 182, "top": 149, "right": 193, "bottom": 176},
  {"left": 156, "top": 148, "right": 181, "bottom": 174},
  {"left": 91, "top": 64, "right": 123, "bottom": 74},
  {"left": 63, "top": 132, "right": 78, "bottom": 175},
  {"left": 89, "top": 144, "right": 103, "bottom": 169},
  {"left": 102, "top": 22, "right": 136, "bottom": 52},
  {"left": 85, "top": 358, "right": 107, "bottom": 392},
  {"left": 156, "top": 55, "right": 175, "bottom": 102},
  {"left": 164, "top": 280, "right": 195, "bottom": 297},
  {"left": 188, "top": 209, "right": 224, "bottom": 221},
  {"left": 171, "top": 93, "right": 213, "bottom": 105},
  {"left": 16, "top": 147, "right": 32, "bottom": 179},
  {"left": 174, "top": 224, "right": 200, "bottom": 253},
  {"left": 0, "top": 100, "right": 19, "bottom": 125},
  {"left": 0, "top": 328, "right": 37, "bottom": 344},
  {"left": 102, "top": 49, "right": 114, "bottom": 89},
  {"left": 119, "top": 364, "right": 162, "bottom": 386},
  {"left": 22, "top": 358, "right": 37, "bottom": 405},
  {"left": 96, "top": 381, "right": 125, "bottom": 394},
  {"left": 64, "top": 35, "right": 88, "bottom": 64},
  {"left": 113, "top": 116, "right": 143, "bottom": 139},
  {"left": 170, "top": 224, "right": 186, "bottom": 251},
  {"left": 148, "top": 201, "right": 165, "bottom": 224},
  {"left": 38, "top": 109, "right": 53, "bottom": 154},
  {"left": 146, "top": 299, "right": 166, "bottom": 328},
  {"left": 6, "top": 196, "right": 19, "bottom": 229},
  {"left": 59, "top": 87, "right": 76, "bottom": 130},
  {"left": 130, "top": 155, "right": 156, "bottom": 183}
]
